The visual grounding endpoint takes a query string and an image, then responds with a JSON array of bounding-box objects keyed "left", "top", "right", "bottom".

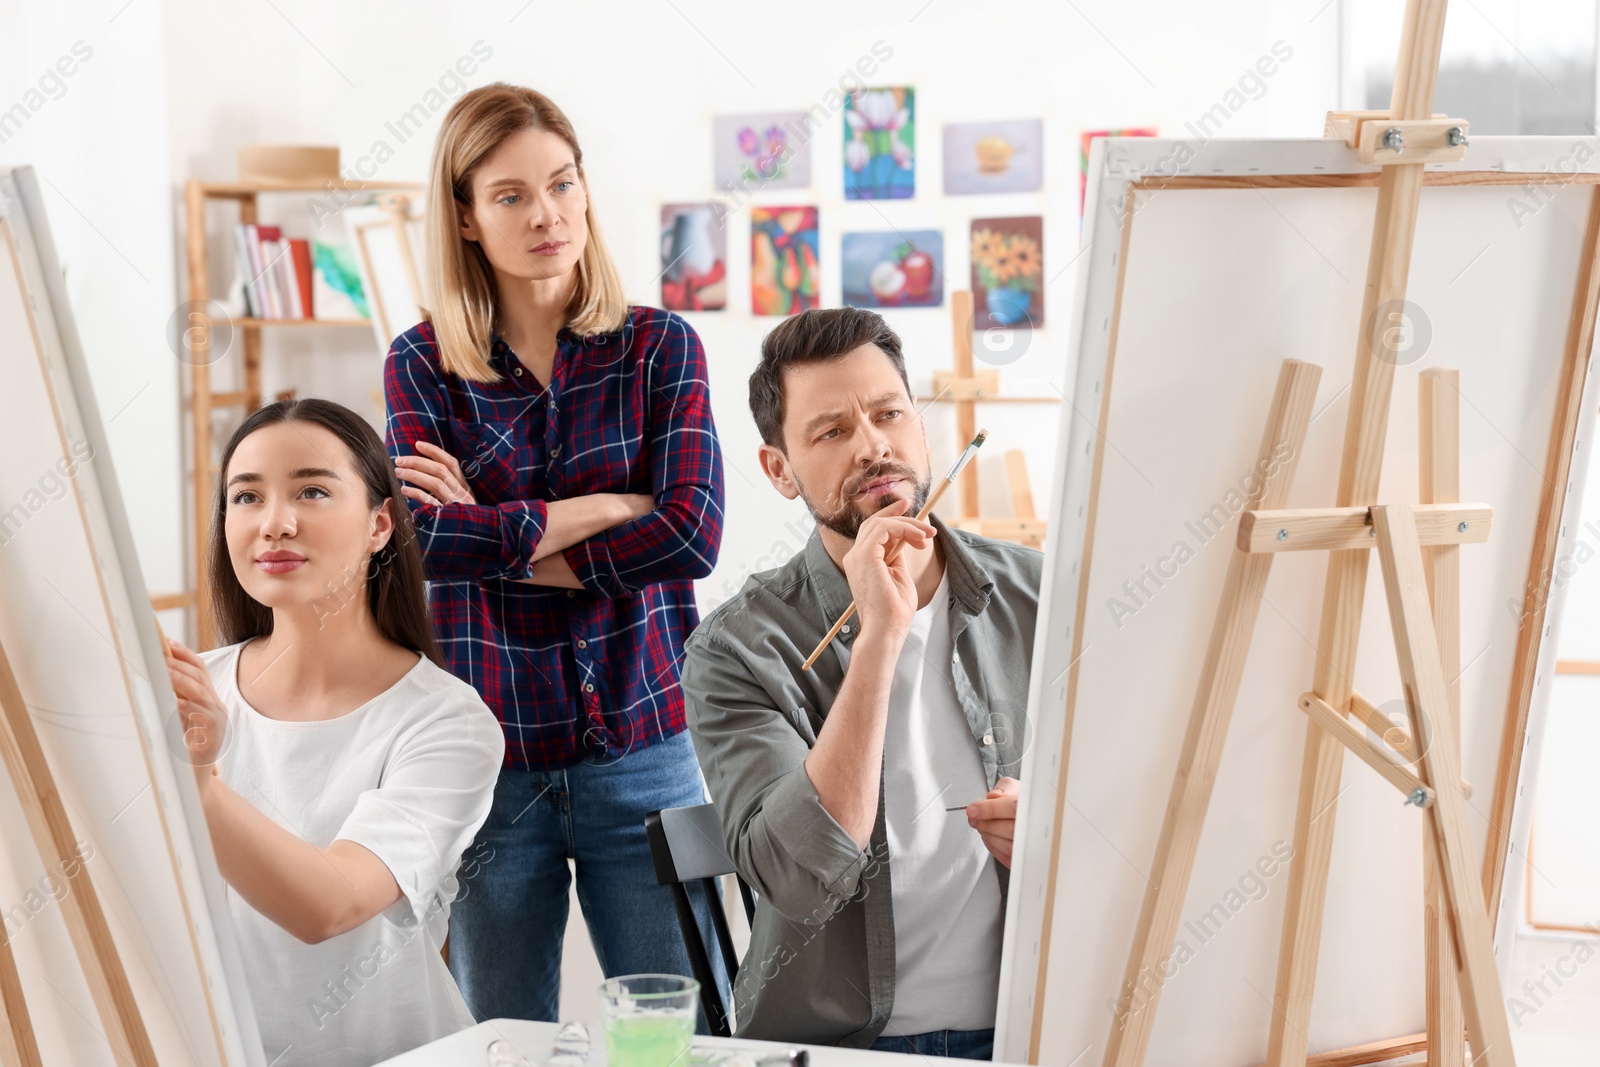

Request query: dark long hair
[{"left": 208, "top": 398, "right": 441, "bottom": 666}]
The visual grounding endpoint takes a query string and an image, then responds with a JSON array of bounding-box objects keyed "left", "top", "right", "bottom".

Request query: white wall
[
  {"left": 0, "top": 0, "right": 180, "bottom": 601},
  {"left": 8, "top": 0, "right": 1347, "bottom": 629},
  {"left": 2, "top": 0, "right": 1350, "bottom": 1030}
]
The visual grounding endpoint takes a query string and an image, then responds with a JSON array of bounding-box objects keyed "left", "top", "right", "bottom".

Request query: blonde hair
[{"left": 423, "top": 83, "right": 628, "bottom": 382}]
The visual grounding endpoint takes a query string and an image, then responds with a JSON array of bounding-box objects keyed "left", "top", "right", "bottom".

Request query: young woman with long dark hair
[{"left": 165, "top": 398, "right": 503, "bottom": 1067}]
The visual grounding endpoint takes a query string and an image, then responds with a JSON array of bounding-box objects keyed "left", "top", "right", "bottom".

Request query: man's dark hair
[{"left": 749, "top": 307, "right": 911, "bottom": 451}]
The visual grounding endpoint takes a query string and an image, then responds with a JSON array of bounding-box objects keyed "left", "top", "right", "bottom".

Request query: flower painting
[
  {"left": 713, "top": 112, "right": 811, "bottom": 191},
  {"left": 751, "top": 207, "right": 819, "bottom": 317},
  {"left": 844, "top": 87, "right": 914, "bottom": 200},
  {"left": 970, "top": 217, "right": 1043, "bottom": 329},
  {"left": 943, "top": 119, "right": 1043, "bottom": 195},
  {"left": 841, "top": 230, "right": 943, "bottom": 309},
  {"left": 659, "top": 204, "right": 726, "bottom": 312}
]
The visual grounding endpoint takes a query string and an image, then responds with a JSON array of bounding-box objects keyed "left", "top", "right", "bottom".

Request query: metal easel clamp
[
  {"left": 1323, "top": 110, "right": 1469, "bottom": 164},
  {"left": 1356, "top": 117, "right": 1470, "bottom": 165}
]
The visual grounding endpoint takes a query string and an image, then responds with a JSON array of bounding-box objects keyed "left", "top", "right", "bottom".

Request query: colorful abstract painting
[
  {"left": 970, "top": 217, "right": 1043, "bottom": 329},
  {"left": 841, "top": 230, "right": 944, "bottom": 309},
  {"left": 943, "top": 119, "right": 1043, "bottom": 195},
  {"left": 844, "top": 87, "right": 914, "bottom": 200},
  {"left": 1079, "top": 127, "right": 1156, "bottom": 213},
  {"left": 713, "top": 112, "right": 812, "bottom": 191},
  {"left": 659, "top": 204, "right": 727, "bottom": 312},
  {"left": 751, "top": 207, "right": 819, "bottom": 317}
]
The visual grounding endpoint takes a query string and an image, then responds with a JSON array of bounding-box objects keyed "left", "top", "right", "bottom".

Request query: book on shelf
[{"left": 232, "top": 224, "right": 317, "bottom": 320}]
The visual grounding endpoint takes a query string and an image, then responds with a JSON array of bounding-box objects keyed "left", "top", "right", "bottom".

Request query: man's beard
[{"left": 799, "top": 461, "right": 932, "bottom": 541}]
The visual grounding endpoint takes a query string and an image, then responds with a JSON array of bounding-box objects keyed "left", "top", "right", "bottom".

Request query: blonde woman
[{"left": 382, "top": 83, "right": 727, "bottom": 1025}]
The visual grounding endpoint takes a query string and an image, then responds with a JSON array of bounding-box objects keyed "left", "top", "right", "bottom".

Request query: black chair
[{"left": 645, "top": 802, "right": 756, "bottom": 1037}]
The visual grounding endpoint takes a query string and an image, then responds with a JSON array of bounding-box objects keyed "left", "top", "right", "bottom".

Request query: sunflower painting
[
  {"left": 970, "top": 216, "right": 1043, "bottom": 329},
  {"left": 751, "top": 207, "right": 820, "bottom": 317},
  {"left": 843, "top": 87, "right": 914, "bottom": 200}
]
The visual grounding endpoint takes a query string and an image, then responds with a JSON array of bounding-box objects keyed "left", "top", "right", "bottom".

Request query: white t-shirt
[
  {"left": 881, "top": 569, "right": 1005, "bottom": 1035},
  {"left": 201, "top": 640, "right": 505, "bottom": 1067}
]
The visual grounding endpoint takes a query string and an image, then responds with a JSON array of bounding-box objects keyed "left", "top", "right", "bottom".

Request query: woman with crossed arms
[{"left": 382, "top": 83, "right": 727, "bottom": 1023}]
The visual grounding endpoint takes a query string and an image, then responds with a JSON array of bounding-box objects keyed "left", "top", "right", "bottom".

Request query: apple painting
[{"left": 842, "top": 230, "right": 944, "bottom": 309}]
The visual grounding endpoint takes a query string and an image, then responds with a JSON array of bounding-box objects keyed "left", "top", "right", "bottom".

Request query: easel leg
[
  {"left": 951, "top": 290, "right": 980, "bottom": 516},
  {"left": 1420, "top": 369, "right": 1466, "bottom": 1066},
  {"left": 1264, "top": 3, "right": 1449, "bottom": 1058},
  {"left": 0, "top": 636, "right": 156, "bottom": 1066},
  {"left": 1374, "top": 505, "right": 1517, "bottom": 1067},
  {"left": 0, "top": 933, "right": 40, "bottom": 1067},
  {"left": 1100, "top": 358, "right": 1321, "bottom": 1067}
]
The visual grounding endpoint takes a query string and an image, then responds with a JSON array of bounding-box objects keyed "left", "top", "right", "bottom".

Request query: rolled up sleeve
[
  {"left": 409, "top": 499, "right": 550, "bottom": 582},
  {"left": 681, "top": 629, "right": 870, "bottom": 922}
]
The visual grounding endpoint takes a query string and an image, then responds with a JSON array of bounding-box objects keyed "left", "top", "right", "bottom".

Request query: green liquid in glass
[{"left": 603, "top": 1013, "right": 693, "bottom": 1066}]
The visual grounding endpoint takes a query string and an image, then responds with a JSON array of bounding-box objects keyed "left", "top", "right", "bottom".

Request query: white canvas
[
  {"left": 998, "top": 137, "right": 1600, "bottom": 1065},
  {"left": 0, "top": 166, "right": 263, "bottom": 1066}
]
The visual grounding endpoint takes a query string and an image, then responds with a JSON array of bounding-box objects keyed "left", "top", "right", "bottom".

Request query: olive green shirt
[{"left": 681, "top": 516, "right": 1042, "bottom": 1047}]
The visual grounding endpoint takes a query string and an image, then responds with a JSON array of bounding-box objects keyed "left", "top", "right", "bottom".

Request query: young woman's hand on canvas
[
  {"left": 164, "top": 640, "right": 229, "bottom": 787},
  {"left": 395, "top": 441, "right": 477, "bottom": 506},
  {"left": 967, "top": 776, "right": 1020, "bottom": 868}
]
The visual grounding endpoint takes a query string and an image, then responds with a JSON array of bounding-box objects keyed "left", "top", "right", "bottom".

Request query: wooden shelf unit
[{"left": 166, "top": 177, "right": 422, "bottom": 646}]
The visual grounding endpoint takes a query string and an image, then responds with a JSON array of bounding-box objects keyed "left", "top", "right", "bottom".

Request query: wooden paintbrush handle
[{"left": 800, "top": 477, "right": 957, "bottom": 671}]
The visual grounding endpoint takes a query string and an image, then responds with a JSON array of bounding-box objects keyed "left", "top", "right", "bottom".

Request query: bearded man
[{"left": 682, "top": 307, "right": 1043, "bottom": 1057}]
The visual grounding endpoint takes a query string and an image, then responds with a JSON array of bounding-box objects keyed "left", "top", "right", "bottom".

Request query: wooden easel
[
  {"left": 0, "top": 630, "right": 157, "bottom": 1067},
  {"left": 922, "top": 290, "right": 1053, "bottom": 548},
  {"left": 1095, "top": 2, "right": 1519, "bottom": 1065}
]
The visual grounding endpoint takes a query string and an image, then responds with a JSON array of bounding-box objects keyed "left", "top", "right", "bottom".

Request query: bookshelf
[{"left": 167, "top": 177, "right": 423, "bottom": 646}]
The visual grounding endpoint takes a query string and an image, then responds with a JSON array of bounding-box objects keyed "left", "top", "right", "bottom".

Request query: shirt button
[
  {"left": 514, "top": 368, "right": 523, "bottom": 376},
  {"left": 952, "top": 651, "right": 961, "bottom": 665},
  {"left": 584, "top": 683, "right": 595, "bottom": 693},
  {"left": 840, "top": 624, "right": 851, "bottom": 635},
  {"left": 566, "top": 590, "right": 576, "bottom": 598},
  {"left": 551, "top": 445, "right": 562, "bottom": 457},
  {"left": 577, "top": 639, "right": 587, "bottom": 649},
  {"left": 982, "top": 732, "right": 994, "bottom": 746}
]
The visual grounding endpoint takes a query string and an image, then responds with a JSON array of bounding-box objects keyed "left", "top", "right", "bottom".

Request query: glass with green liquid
[{"left": 599, "top": 974, "right": 699, "bottom": 1066}]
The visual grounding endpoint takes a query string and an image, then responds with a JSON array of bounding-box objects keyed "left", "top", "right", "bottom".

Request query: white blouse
[{"left": 202, "top": 641, "right": 504, "bottom": 1067}]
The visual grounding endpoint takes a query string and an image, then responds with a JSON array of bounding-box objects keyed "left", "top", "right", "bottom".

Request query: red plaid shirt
[{"left": 382, "top": 308, "right": 725, "bottom": 770}]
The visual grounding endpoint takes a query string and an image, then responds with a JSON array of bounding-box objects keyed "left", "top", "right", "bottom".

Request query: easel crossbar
[
  {"left": 1297, "top": 692, "right": 1433, "bottom": 804},
  {"left": 1237, "top": 503, "right": 1491, "bottom": 553}
]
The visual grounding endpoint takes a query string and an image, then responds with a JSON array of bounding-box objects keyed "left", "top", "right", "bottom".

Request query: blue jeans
[
  {"left": 870, "top": 1027, "right": 994, "bottom": 1059},
  {"left": 446, "top": 729, "right": 729, "bottom": 1030}
]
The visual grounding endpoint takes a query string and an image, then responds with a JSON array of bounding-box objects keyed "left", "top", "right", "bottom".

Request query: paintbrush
[{"left": 800, "top": 429, "right": 989, "bottom": 672}]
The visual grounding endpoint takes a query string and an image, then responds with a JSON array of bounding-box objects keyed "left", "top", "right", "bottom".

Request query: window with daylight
[{"left": 1348, "top": 0, "right": 1597, "bottom": 133}]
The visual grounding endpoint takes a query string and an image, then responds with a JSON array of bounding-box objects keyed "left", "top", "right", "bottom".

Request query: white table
[{"left": 373, "top": 1019, "right": 1026, "bottom": 1065}]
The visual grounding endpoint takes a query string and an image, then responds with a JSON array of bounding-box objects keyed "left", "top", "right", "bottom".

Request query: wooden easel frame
[
  {"left": 1009, "top": 3, "right": 1600, "bottom": 1063},
  {"left": 0, "top": 632, "right": 155, "bottom": 1067},
  {"left": 349, "top": 191, "right": 427, "bottom": 354},
  {"left": 3, "top": 164, "right": 262, "bottom": 1066},
  {"left": 919, "top": 289, "right": 1055, "bottom": 548},
  {"left": 1016, "top": 147, "right": 1600, "bottom": 1067}
]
